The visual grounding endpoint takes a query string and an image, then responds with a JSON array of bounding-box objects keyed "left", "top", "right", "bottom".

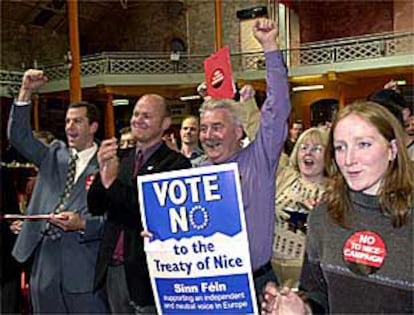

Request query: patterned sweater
[{"left": 273, "top": 167, "right": 326, "bottom": 261}]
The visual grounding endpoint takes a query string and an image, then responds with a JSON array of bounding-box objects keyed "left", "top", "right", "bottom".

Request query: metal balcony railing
[
  {"left": 1, "top": 31, "right": 412, "bottom": 95},
  {"left": 295, "top": 31, "right": 413, "bottom": 65}
]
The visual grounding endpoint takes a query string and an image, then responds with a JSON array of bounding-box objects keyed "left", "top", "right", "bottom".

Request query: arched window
[{"left": 170, "top": 37, "right": 186, "bottom": 54}]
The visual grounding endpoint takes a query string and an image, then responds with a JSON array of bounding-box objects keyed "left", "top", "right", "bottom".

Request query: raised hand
[
  {"left": 261, "top": 282, "right": 308, "bottom": 315},
  {"left": 18, "top": 69, "right": 48, "bottom": 102},
  {"left": 253, "top": 18, "right": 279, "bottom": 52},
  {"left": 98, "top": 138, "right": 119, "bottom": 188},
  {"left": 239, "top": 84, "right": 256, "bottom": 103}
]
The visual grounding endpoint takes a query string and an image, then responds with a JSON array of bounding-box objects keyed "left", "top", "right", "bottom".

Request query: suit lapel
[
  {"left": 117, "top": 144, "right": 173, "bottom": 187},
  {"left": 67, "top": 154, "right": 99, "bottom": 209},
  {"left": 118, "top": 148, "right": 136, "bottom": 187},
  {"left": 138, "top": 143, "right": 171, "bottom": 176}
]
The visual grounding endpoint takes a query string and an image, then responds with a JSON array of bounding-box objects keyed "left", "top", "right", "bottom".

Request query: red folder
[{"left": 204, "top": 46, "right": 236, "bottom": 99}]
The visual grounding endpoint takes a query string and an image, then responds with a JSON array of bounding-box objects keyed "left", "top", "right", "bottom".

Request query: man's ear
[
  {"left": 389, "top": 139, "right": 398, "bottom": 161},
  {"left": 90, "top": 121, "right": 98, "bottom": 134},
  {"left": 236, "top": 126, "right": 244, "bottom": 141},
  {"left": 162, "top": 116, "right": 172, "bottom": 131}
]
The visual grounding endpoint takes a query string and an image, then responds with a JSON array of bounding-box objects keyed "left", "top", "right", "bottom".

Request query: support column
[
  {"left": 215, "top": 0, "right": 222, "bottom": 50},
  {"left": 339, "top": 83, "right": 346, "bottom": 109},
  {"left": 105, "top": 94, "right": 115, "bottom": 138},
  {"left": 33, "top": 95, "right": 39, "bottom": 131},
  {"left": 67, "top": 0, "right": 82, "bottom": 102}
]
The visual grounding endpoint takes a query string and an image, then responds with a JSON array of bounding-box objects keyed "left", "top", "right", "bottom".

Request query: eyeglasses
[
  {"left": 119, "top": 139, "right": 136, "bottom": 148},
  {"left": 299, "top": 143, "right": 324, "bottom": 154}
]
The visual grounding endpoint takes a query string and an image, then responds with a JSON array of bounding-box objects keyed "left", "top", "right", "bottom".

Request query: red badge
[
  {"left": 85, "top": 173, "right": 96, "bottom": 191},
  {"left": 342, "top": 230, "right": 387, "bottom": 275}
]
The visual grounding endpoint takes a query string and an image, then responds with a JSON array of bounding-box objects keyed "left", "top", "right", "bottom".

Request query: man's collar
[
  {"left": 71, "top": 142, "right": 98, "bottom": 160},
  {"left": 136, "top": 141, "right": 163, "bottom": 161}
]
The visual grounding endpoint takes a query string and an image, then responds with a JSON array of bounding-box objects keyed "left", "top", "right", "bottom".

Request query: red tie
[{"left": 133, "top": 150, "right": 143, "bottom": 178}]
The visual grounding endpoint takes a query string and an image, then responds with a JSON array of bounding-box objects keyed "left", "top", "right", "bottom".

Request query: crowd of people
[{"left": 1, "top": 17, "right": 413, "bottom": 315}]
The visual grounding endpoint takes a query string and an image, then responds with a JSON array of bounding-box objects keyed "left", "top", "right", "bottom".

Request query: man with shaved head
[
  {"left": 179, "top": 115, "right": 204, "bottom": 166},
  {"left": 88, "top": 94, "right": 191, "bottom": 314}
]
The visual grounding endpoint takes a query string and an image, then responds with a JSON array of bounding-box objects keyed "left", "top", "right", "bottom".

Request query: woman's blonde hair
[
  {"left": 325, "top": 101, "right": 414, "bottom": 228},
  {"left": 289, "top": 127, "right": 329, "bottom": 173}
]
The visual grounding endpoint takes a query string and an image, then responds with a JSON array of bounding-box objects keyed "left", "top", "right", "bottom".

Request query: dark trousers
[
  {"left": 1, "top": 277, "right": 21, "bottom": 314},
  {"left": 106, "top": 264, "right": 156, "bottom": 315}
]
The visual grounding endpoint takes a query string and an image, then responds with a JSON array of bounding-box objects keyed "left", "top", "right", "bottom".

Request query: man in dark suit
[
  {"left": 7, "top": 70, "right": 108, "bottom": 313},
  {"left": 88, "top": 94, "right": 191, "bottom": 314}
]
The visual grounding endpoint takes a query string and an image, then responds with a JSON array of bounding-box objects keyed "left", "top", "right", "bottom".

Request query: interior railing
[{"left": 1, "top": 31, "right": 412, "bottom": 95}]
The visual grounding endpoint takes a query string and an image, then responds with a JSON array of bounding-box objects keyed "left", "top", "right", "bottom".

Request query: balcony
[{"left": 1, "top": 31, "right": 412, "bottom": 97}]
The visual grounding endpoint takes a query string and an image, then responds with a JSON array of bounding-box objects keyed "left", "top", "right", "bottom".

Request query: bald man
[{"left": 88, "top": 94, "right": 191, "bottom": 314}]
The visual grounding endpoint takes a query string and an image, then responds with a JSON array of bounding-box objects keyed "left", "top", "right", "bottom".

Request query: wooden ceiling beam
[
  {"left": 97, "top": 85, "right": 196, "bottom": 99},
  {"left": 19, "top": 1, "right": 99, "bottom": 23}
]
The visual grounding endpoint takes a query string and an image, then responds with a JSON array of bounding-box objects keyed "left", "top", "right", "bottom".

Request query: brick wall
[
  {"left": 0, "top": 1, "right": 408, "bottom": 69},
  {"left": 298, "top": 0, "right": 394, "bottom": 43},
  {"left": 0, "top": 21, "right": 69, "bottom": 70},
  {"left": 81, "top": 2, "right": 187, "bottom": 54},
  {"left": 186, "top": 0, "right": 267, "bottom": 55},
  {"left": 394, "top": 0, "right": 414, "bottom": 32}
]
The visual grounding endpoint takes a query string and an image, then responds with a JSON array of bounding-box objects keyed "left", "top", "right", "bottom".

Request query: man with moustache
[{"left": 198, "top": 18, "right": 290, "bottom": 299}]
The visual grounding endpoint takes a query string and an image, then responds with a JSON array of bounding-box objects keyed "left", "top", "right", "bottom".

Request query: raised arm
[
  {"left": 251, "top": 18, "right": 291, "bottom": 169},
  {"left": 239, "top": 84, "right": 260, "bottom": 141},
  {"left": 253, "top": 18, "right": 279, "bottom": 53},
  {"left": 7, "top": 70, "right": 50, "bottom": 165},
  {"left": 17, "top": 69, "right": 48, "bottom": 102}
]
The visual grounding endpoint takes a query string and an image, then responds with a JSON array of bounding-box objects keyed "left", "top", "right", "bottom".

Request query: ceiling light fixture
[
  {"left": 292, "top": 85, "right": 324, "bottom": 92},
  {"left": 291, "top": 74, "right": 323, "bottom": 81},
  {"left": 179, "top": 95, "right": 201, "bottom": 101},
  {"left": 396, "top": 80, "right": 406, "bottom": 86},
  {"left": 112, "top": 99, "right": 129, "bottom": 106}
]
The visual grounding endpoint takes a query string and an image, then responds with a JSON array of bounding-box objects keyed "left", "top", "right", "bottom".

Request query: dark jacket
[{"left": 88, "top": 143, "right": 191, "bottom": 306}]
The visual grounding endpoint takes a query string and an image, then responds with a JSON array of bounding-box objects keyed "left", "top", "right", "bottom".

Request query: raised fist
[
  {"left": 21, "top": 69, "right": 48, "bottom": 91},
  {"left": 253, "top": 18, "right": 278, "bottom": 52}
]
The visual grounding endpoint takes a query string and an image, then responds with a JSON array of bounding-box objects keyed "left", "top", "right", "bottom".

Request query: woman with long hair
[{"left": 262, "top": 101, "right": 414, "bottom": 314}]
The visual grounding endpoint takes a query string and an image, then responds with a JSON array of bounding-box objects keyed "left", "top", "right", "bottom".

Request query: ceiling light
[
  {"left": 292, "top": 85, "right": 324, "bottom": 92},
  {"left": 291, "top": 75, "right": 323, "bottom": 81},
  {"left": 179, "top": 95, "right": 201, "bottom": 101},
  {"left": 112, "top": 99, "right": 129, "bottom": 106}
]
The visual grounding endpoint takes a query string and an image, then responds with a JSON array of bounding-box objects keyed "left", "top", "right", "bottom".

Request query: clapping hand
[
  {"left": 98, "top": 138, "right": 119, "bottom": 188},
  {"left": 261, "top": 282, "right": 308, "bottom": 315}
]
